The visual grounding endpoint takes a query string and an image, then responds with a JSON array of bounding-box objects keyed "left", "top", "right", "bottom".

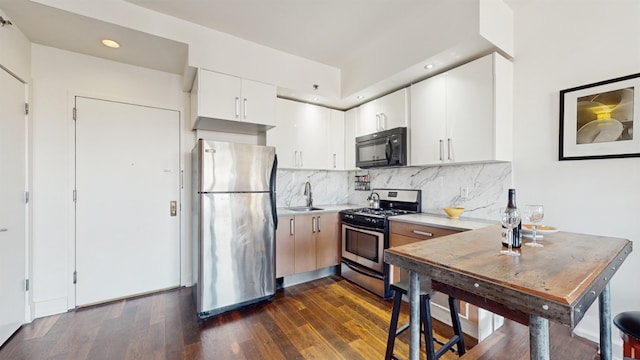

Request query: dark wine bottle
[{"left": 501, "top": 188, "right": 522, "bottom": 248}]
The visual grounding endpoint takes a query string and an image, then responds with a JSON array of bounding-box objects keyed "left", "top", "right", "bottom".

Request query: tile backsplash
[{"left": 276, "top": 162, "right": 512, "bottom": 220}]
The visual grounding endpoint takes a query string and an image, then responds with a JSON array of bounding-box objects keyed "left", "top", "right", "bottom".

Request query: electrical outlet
[{"left": 460, "top": 187, "right": 469, "bottom": 199}]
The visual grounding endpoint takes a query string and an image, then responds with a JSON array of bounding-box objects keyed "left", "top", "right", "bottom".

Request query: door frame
[{"left": 67, "top": 90, "right": 184, "bottom": 309}]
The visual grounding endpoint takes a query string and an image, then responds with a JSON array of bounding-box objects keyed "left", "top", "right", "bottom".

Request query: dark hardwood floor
[{"left": 0, "top": 276, "right": 599, "bottom": 359}]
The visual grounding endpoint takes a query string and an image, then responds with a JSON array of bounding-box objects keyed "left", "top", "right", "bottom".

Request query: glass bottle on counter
[{"left": 501, "top": 189, "right": 522, "bottom": 248}]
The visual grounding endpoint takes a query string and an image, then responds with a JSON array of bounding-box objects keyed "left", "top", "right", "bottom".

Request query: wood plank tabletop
[{"left": 384, "top": 224, "right": 632, "bottom": 328}]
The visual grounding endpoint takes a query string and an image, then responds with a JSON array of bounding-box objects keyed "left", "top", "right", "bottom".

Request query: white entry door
[
  {"left": 75, "top": 96, "right": 180, "bottom": 306},
  {"left": 0, "top": 69, "right": 27, "bottom": 344}
]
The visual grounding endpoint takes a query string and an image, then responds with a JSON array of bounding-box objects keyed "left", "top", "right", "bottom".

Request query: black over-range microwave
[{"left": 355, "top": 127, "right": 407, "bottom": 169}]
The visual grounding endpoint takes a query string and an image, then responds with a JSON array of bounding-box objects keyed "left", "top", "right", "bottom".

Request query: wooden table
[{"left": 384, "top": 224, "right": 632, "bottom": 360}]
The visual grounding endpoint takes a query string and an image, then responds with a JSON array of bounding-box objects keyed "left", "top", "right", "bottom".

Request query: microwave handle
[{"left": 385, "top": 137, "right": 392, "bottom": 163}]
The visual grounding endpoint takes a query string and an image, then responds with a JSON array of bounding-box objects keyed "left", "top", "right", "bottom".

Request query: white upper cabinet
[
  {"left": 410, "top": 52, "right": 513, "bottom": 166},
  {"left": 344, "top": 108, "right": 358, "bottom": 170},
  {"left": 329, "top": 109, "right": 345, "bottom": 170},
  {"left": 410, "top": 74, "right": 447, "bottom": 165},
  {"left": 267, "top": 99, "right": 330, "bottom": 170},
  {"left": 191, "top": 69, "right": 276, "bottom": 134},
  {"left": 356, "top": 88, "right": 408, "bottom": 137}
]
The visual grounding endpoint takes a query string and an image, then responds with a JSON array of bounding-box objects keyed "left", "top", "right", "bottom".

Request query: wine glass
[
  {"left": 524, "top": 205, "right": 544, "bottom": 247},
  {"left": 500, "top": 207, "right": 521, "bottom": 256}
]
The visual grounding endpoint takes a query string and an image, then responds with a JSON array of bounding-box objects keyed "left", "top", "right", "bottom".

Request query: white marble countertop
[
  {"left": 277, "top": 205, "right": 496, "bottom": 233},
  {"left": 276, "top": 204, "right": 362, "bottom": 216},
  {"left": 390, "top": 213, "right": 495, "bottom": 231}
]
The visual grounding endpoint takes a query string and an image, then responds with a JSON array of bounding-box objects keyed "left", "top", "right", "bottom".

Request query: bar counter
[{"left": 384, "top": 224, "right": 632, "bottom": 360}]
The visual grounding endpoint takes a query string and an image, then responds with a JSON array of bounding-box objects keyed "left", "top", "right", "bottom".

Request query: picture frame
[{"left": 559, "top": 73, "right": 639, "bottom": 160}]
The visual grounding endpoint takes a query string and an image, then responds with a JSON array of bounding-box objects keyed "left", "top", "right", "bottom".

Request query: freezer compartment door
[
  {"left": 197, "top": 192, "right": 276, "bottom": 314},
  {"left": 198, "top": 140, "right": 276, "bottom": 193}
]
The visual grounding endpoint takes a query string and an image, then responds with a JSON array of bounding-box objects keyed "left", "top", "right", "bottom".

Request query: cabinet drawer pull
[
  {"left": 412, "top": 230, "right": 434, "bottom": 237},
  {"left": 290, "top": 218, "right": 295, "bottom": 236},
  {"left": 243, "top": 98, "right": 248, "bottom": 119},
  {"left": 0, "top": 228, "right": 8, "bottom": 232}
]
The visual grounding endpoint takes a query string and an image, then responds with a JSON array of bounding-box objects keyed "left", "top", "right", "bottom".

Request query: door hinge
[
  {"left": 73, "top": 271, "right": 77, "bottom": 284},
  {"left": 25, "top": 279, "right": 29, "bottom": 291},
  {"left": 25, "top": 191, "right": 29, "bottom": 204},
  {"left": 73, "top": 107, "right": 77, "bottom": 121},
  {"left": 73, "top": 189, "right": 77, "bottom": 202},
  {"left": 25, "top": 103, "right": 29, "bottom": 115}
]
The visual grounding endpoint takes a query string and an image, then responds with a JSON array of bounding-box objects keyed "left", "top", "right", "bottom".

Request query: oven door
[{"left": 341, "top": 223, "right": 385, "bottom": 273}]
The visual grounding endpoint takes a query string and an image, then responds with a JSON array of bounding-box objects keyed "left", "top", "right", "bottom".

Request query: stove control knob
[
  {"left": 366, "top": 218, "right": 371, "bottom": 222},
  {"left": 371, "top": 219, "right": 378, "bottom": 224}
]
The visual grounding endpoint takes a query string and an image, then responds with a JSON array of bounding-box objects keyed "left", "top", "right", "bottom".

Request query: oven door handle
[
  {"left": 342, "top": 260, "right": 384, "bottom": 280},
  {"left": 342, "top": 223, "right": 384, "bottom": 234}
]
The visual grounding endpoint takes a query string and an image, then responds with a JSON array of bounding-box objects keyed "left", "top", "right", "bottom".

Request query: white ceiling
[
  {"left": 124, "top": 0, "right": 438, "bottom": 69},
  {"left": 0, "top": 0, "right": 516, "bottom": 108},
  {"left": 0, "top": 0, "right": 188, "bottom": 74}
]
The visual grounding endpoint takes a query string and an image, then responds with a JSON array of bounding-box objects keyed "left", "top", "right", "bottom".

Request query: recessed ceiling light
[
  {"left": 424, "top": 64, "right": 434, "bottom": 70},
  {"left": 101, "top": 39, "right": 120, "bottom": 49},
  {"left": 312, "top": 97, "right": 319, "bottom": 101},
  {"left": 357, "top": 95, "right": 365, "bottom": 100}
]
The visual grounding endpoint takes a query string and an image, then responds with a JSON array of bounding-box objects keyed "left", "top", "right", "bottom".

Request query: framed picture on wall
[{"left": 559, "top": 73, "right": 640, "bottom": 160}]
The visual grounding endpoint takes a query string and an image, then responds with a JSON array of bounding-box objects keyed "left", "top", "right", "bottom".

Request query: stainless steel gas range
[{"left": 340, "top": 189, "right": 421, "bottom": 299}]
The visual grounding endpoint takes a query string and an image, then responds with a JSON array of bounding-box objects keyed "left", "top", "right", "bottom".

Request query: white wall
[
  {"left": 511, "top": 0, "right": 640, "bottom": 356},
  {"left": 0, "top": 8, "right": 30, "bottom": 81},
  {"left": 30, "top": 44, "right": 190, "bottom": 318}
]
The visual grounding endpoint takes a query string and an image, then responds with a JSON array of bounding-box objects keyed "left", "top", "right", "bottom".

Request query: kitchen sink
[{"left": 287, "top": 206, "right": 324, "bottom": 212}]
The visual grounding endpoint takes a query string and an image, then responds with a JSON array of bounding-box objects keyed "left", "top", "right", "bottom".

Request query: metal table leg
[
  {"left": 529, "top": 315, "right": 550, "bottom": 360},
  {"left": 409, "top": 271, "right": 420, "bottom": 360},
  {"left": 599, "top": 283, "right": 612, "bottom": 360}
]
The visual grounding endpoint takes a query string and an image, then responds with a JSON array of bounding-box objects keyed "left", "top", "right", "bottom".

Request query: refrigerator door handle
[{"left": 270, "top": 155, "right": 278, "bottom": 230}]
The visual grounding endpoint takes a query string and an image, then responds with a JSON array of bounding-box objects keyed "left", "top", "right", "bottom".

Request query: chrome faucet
[{"left": 303, "top": 181, "right": 313, "bottom": 207}]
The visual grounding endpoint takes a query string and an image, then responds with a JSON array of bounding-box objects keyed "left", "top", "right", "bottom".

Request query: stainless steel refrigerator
[{"left": 192, "top": 139, "right": 277, "bottom": 319}]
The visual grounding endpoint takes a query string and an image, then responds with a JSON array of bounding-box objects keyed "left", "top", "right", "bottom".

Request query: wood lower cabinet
[
  {"left": 294, "top": 214, "right": 318, "bottom": 273},
  {"left": 389, "top": 220, "right": 503, "bottom": 341},
  {"left": 315, "top": 213, "right": 340, "bottom": 269},
  {"left": 389, "top": 221, "right": 459, "bottom": 283},
  {"left": 276, "top": 212, "right": 340, "bottom": 278},
  {"left": 275, "top": 216, "right": 295, "bottom": 278}
]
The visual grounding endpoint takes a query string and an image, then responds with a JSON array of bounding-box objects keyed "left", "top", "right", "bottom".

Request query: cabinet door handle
[
  {"left": 243, "top": 98, "right": 248, "bottom": 119},
  {"left": 333, "top": 154, "right": 336, "bottom": 168},
  {"left": 412, "top": 230, "right": 434, "bottom": 237},
  {"left": 447, "top": 138, "right": 453, "bottom": 161},
  {"left": 0, "top": 228, "right": 8, "bottom": 232},
  {"left": 375, "top": 114, "right": 381, "bottom": 131},
  {"left": 312, "top": 217, "right": 317, "bottom": 233},
  {"left": 234, "top": 97, "right": 240, "bottom": 118},
  {"left": 294, "top": 150, "right": 299, "bottom": 167},
  {"left": 439, "top": 140, "right": 444, "bottom": 161},
  {"left": 380, "top": 113, "right": 387, "bottom": 130},
  {"left": 290, "top": 218, "right": 294, "bottom": 236},
  {"left": 317, "top": 216, "right": 321, "bottom": 233},
  {"left": 300, "top": 151, "right": 304, "bottom": 168}
]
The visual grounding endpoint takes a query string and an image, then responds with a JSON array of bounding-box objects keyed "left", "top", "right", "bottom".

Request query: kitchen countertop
[
  {"left": 276, "top": 204, "right": 362, "bottom": 216},
  {"left": 390, "top": 213, "right": 495, "bottom": 231},
  {"left": 277, "top": 206, "right": 496, "bottom": 232}
]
